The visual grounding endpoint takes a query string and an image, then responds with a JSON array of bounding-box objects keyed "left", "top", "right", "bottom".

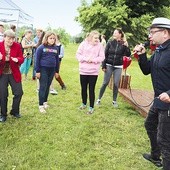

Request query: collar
[{"left": 156, "top": 39, "right": 170, "bottom": 52}]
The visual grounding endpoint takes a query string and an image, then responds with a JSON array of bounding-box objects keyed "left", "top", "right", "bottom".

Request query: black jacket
[
  {"left": 139, "top": 39, "right": 170, "bottom": 110},
  {"left": 102, "top": 39, "right": 131, "bottom": 69}
]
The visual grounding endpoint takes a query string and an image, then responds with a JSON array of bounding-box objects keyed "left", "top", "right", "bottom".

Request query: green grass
[{"left": 0, "top": 44, "right": 157, "bottom": 170}]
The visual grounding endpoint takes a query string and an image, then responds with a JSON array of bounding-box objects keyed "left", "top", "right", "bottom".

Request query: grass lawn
[{"left": 0, "top": 44, "right": 158, "bottom": 170}]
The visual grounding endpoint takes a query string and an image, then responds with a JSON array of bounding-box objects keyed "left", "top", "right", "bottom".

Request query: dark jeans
[
  {"left": 0, "top": 74, "right": 23, "bottom": 117},
  {"left": 80, "top": 75, "right": 98, "bottom": 108},
  {"left": 32, "top": 53, "right": 36, "bottom": 78},
  {"left": 157, "top": 110, "right": 170, "bottom": 170},
  {"left": 39, "top": 67, "right": 55, "bottom": 105},
  {"left": 144, "top": 106, "right": 161, "bottom": 159}
]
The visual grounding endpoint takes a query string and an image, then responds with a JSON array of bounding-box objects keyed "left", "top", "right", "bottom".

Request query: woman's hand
[
  {"left": 36, "top": 73, "right": 41, "bottom": 79},
  {"left": 55, "top": 73, "right": 59, "bottom": 79},
  {"left": 11, "top": 57, "right": 18, "bottom": 63},
  {"left": 0, "top": 52, "right": 2, "bottom": 60}
]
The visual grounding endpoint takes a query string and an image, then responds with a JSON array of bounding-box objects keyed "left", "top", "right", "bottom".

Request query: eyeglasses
[{"left": 149, "top": 29, "right": 165, "bottom": 36}]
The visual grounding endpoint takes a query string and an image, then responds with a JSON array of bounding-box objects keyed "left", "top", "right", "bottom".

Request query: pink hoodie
[{"left": 76, "top": 40, "right": 105, "bottom": 75}]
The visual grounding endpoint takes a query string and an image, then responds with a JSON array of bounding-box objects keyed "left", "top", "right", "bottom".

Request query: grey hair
[{"left": 4, "top": 29, "right": 15, "bottom": 38}]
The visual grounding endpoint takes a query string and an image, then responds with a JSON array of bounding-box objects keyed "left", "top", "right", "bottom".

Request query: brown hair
[
  {"left": 115, "top": 28, "right": 124, "bottom": 40},
  {"left": 42, "top": 31, "right": 56, "bottom": 45},
  {"left": 56, "top": 34, "right": 60, "bottom": 41},
  {"left": 10, "top": 25, "right": 16, "bottom": 31}
]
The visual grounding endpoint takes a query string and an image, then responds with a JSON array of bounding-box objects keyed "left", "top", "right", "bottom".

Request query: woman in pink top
[{"left": 76, "top": 30, "right": 105, "bottom": 114}]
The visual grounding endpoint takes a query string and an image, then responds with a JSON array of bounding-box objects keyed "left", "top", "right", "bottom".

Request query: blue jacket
[
  {"left": 36, "top": 44, "right": 59, "bottom": 73},
  {"left": 139, "top": 39, "right": 170, "bottom": 110}
]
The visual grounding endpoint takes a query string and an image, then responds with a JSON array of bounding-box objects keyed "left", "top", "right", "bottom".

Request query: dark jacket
[
  {"left": 138, "top": 39, "right": 170, "bottom": 110},
  {"left": 102, "top": 39, "right": 131, "bottom": 69},
  {"left": 36, "top": 44, "right": 59, "bottom": 73}
]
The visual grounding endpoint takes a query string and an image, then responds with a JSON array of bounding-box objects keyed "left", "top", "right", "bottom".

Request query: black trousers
[
  {"left": 80, "top": 75, "right": 98, "bottom": 108},
  {"left": 157, "top": 110, "right": 170, "bottom": 170},
  {"left": 144, "top": 106, "right": 161, "bottom": 159},
  {"left": 0, "top": 74, "right": 23, "bottom": 117}
]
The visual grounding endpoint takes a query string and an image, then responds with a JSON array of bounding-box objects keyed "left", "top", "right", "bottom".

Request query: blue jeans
[
  {"left": 39, "top": 67, "right": 55, "bottom": 105},
  {"left": 32, "top": 54, "right": 36, "bottom": 78}
]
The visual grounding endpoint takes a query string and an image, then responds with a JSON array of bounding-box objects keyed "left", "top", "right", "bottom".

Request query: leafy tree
[
  {"left": 52, "top": 27, "right": 70, "bottom": 46},
  {"left": 76, "top": 0, "right": 170, "bottom": 46}
]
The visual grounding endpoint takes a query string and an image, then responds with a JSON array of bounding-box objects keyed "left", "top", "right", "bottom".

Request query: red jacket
[{"left": 0, "top": 41, "right": 24, "bottom": 82}]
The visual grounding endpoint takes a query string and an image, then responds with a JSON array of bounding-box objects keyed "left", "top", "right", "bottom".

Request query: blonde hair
[
  {"left": 42, "top": 31, "right": 56, "bottom": 45},
  {"left": 24, "top": 29, "right": 32, "bottom": 34},
  {"left": 88, "top": 30, "right": 100, "bottom": 41}
]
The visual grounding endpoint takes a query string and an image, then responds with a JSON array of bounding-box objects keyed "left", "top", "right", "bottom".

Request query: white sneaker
[
  {"left": 112, "top": 101, "right": 118, "bottom": 108},
  {"left": 43, "top": 102, "right": 49, "bottom": 109},
  {"left": 50, "top": 89, "right": 58, "bottom": 95},
  {"left": 96, "top": 99, "right": 101, "bottom": 105},
  {"left": 39, "top": 105, "right": 46, "bottom": 113}
]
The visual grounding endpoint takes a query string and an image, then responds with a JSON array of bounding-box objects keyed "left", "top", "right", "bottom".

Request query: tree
[
  {"left": 52, "top": 27, "right": 71, "bottom": 46},
  {"left": 76, "top": 0, "right": 170, "bottom": 46}
]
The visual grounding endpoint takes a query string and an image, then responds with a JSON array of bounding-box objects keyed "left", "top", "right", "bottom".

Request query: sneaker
[
  {"left": 50, "top": 89, "right": 58, "bottom": 95},
  {"left": 79, "top": 104, "right": 86, "bottom": 110},
  {"left": 112, "top": 101, "right": 118, "bottom": 108},
  {"left": 0, "top": 116, "right": 7, "bottom": 122},
  {"left": 96, "top": 99, "right": 101, "bottom": 105},
  {"left": 61, "top": 85, "right": 66, "bottom": 90},
  {"left": 43, "top": 102, "right": 49, "bottom": 109},
  {"left": 39, "top": 106, "right": 46, "bottom": 113},
  {"left": 87, "top": 107, "right": 94, "bottom": 114},
  {"left": 10, "top": 112, "right": 21, "bottom": 118},
  {"left": 143, "top": 153, "right": 162, "bottom": 167}
]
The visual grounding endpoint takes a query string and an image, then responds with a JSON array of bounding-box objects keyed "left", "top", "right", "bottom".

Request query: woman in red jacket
[{"left": 0, "top": 30, "right": 24, "bottom": 122}]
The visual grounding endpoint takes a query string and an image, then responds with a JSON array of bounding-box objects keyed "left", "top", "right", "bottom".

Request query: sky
[{"left": 9, "top": 0, "right": 91, "bottom": 36}]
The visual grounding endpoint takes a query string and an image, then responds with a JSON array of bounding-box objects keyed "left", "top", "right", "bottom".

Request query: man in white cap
[{"left": 134, "top": 17, "right": 170, "bottom": 170}]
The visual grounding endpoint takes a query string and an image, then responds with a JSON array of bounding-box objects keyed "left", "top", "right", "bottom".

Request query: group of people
[
  {"left": 76, "top": 18, "right": 170, "bottom": 170},
  {"left": 0, "top": 17, "right": 170, "bottom": 169},
  {"left": 0, "top": 26, "right": 66, "bottom": 117}
]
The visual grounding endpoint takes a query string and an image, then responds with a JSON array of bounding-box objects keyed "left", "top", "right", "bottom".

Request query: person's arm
[
  {"left": 91, "top": 44, "right": 105, "bottom": 64},
  {"left": 10, "top": 43, "right": 24, "bottom": 64},
  {"left": 59, "top": 45, "right": 64, "bottom": 58},
  {"left": 134, "top": 44, "right": 151, "bottom": 75},
  {"left": 35, "top": 45, "right": 43, "bottom": 73},
  {"left": 76, "top": 41, "right": 90, "bottom": 62},
  {"left": 102, "top": 41, "right": 110, "bottom": 69}
]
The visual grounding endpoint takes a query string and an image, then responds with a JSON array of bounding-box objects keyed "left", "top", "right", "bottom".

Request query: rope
[{"left": 125, "top": 80, "right": 157, "bottom": 108}]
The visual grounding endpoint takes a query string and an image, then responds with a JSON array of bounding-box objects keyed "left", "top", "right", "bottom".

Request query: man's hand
[
  {"left": 133, "top": 44, "right": 146, "bottom": 55},
  {"left": 159, "top": 92, "right": 170, "bottom": 103}
]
